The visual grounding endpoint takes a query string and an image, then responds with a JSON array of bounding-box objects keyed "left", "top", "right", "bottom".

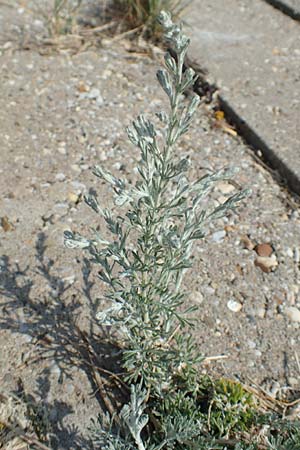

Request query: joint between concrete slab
[
  {"left": 219, "top": 96, "right": 300, "bottom": 195},
  {"left": 263, "top": 0, "right": 300, "bottom": 20}
]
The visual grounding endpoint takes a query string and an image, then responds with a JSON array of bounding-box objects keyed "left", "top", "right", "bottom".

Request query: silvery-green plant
[{"left": 65, "top": 10, "right": 250, "bottom": 449}]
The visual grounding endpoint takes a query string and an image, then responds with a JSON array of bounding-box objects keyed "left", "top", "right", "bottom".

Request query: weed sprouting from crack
[{"left": 63, "top": 10, "right": 300, "bottom": 450}]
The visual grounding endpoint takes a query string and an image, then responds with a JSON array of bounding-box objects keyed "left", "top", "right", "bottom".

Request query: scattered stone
[
  {"left": 224, "top": 225, "right": 236, "bottom": 233},
  {"left": 286, "top": 291, "right": 296, "bottom": 305},
  {"left": 256, "top": 307, "right": 266, "bottom": 319},
  {"left": 217, "top": 182, "right": 235, "bottom": 194},
  {"left": 247, "top": 340, "right": 256, "bottom": 349},
  {"left": 288, "top": 377, "right": 299, "bottom": 387},
  {"left": 21, "top": 334, "right": 33, "bottom": 344},
  {"left": 68, "top": 192, "right": 81, "bottom": 204},
  {"left": 203, "top": 286, "right": 215, "bottom": 295},
  {"left": 50, "top": 362, "right": 61, "bottom": 377},
  {"left": 240, "top": 235, "right": 255, "bottom": 250},
  {"left": 227, "top": 299, "right": 243, "bottom": 312},
  {"left": 285, "top": 307, "right": 300, "bottom": 323},
  {"left": 65, "top": 383, "right": 75, "bottom": 395},
  {"left": 55, "top": 172, "right": 66, "bottom": 182},
  {"left": 193, "top": 292, "right": 204, "bottom": 304},
  {"left": 255, "top": 243, "right": 273, "bottom": 257},
  {"left": 58, "top": 144, "right": 67, "bottom": 155},
  {"left": 255, "top": 254, "right": 278, "bottom": 273},
  {"left": 77, "top": 81, "right": 89, "bottom": 93},
  {"left": 80, "top": 87, "right": 104, "bottom": 106},
  {"left": 1, "top": 216, "right": 14, "bottom": 232},
  {"left": 211, "top": 229, "right": 226, "bottom": 243},
  {"left": 71, "top": 164, "right": 81, "bottom": 172},
  {"left": 99, "top": 150, "right": 107, "bottom": 161}
]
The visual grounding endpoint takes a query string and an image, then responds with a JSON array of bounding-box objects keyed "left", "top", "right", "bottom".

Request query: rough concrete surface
[
  {"left": 264, "top": 0, "right": 300, "bottom": 19},
  {"left": 185, "top": 0, "right": 300, "bottom": 193},
  {"left": 1, "top": 1, "right": 300, "bottom": 448}
]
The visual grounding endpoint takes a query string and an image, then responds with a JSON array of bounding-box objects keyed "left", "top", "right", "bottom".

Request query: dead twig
[
  {"left": 0, "top": 421, "right": 51, "bottom": 450},
  {"left": 203, "top": 355, "right": 229, "bottom": 363}
]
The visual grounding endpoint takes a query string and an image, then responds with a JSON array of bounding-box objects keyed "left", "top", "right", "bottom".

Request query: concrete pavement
[
  {"left": 264, "top": 0, "right": 300, "bottom": 20},
  {"left": 184, "top": 0, "right": 300, "bottom": 193}
]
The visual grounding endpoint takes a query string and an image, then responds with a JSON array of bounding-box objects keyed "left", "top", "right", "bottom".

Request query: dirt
[{"left": 0, "top": 2, "right": 300, "bottom": 449}]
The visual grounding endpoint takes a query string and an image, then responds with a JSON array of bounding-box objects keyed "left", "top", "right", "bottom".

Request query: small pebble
[
  {"left": 211, "top": 230, "right": 226, "bottom": 243},
  {"left": 240, "top": 235, "right": 255, "bottom": 250},
  {"left": 227, "top": 299, "right": 243, "bottom": 312},
  {"left": 203, "top": 286, "right": 215, "bottom": 295},
  {"left": 217, "top": 182, "right": 235, "bottom": 194},
  {"left": 255, "top": 254, "right": 278, "bottom": 273},
  {"left": 58, "top": 146, "right": 67, "bottom": 155},
  {"left": 21, "top": 334, "right": 33, "bottom": 344},
  {"left": 247, "top": 340, "right": 256, "bottom": 349},
  {"left": 255, "top": 243, "right": 273, "bottom": 257},
  {"left": 50, "top": 362, "right": 61, "bottom": 377},
  {"left": 55, "top": 173, "right": 66, "bottom": 182},
  {"left": 71, "top": 164, "right": 81, "bottom": 172},
  {"left": 193, "top": 292, "right": 204, "bottom": 304},
  {"left": 256, "top": 307, "right": 266, "bottom": 319},
  {"left": 68, "top": 192, "right": 80, "bottom": 204},
  {"left": 1, "top": 216, "right": 14, "bottom": 232},
  {"left": 285, "top": 307, "right": 300, "bottom": 323},
  {"left": 65, "top": 383, "right": 75, "bottom": 395},
  {"left": 288, "top": 377, "right": 299, "bottom": 387}
]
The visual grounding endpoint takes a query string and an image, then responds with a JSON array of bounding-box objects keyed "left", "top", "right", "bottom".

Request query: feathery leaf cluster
[{"left": 64, "top": 10, "right": 259, "bottom": 450}]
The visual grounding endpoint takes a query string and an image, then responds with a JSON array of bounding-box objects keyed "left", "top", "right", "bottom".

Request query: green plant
[
  {"left": 115, "top": 0, "right": 190, "bottom": 37},
  {"left": 207, "top": 378, "right": 256, "bottom": 437},
  {"left": 65, "top": 10, "right": 251, "bottom": 449}
]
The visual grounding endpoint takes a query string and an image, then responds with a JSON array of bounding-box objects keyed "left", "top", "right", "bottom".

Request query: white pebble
[
  {"left": 227, "top": 299, "right": 242, "bottom": 313},
  {"left": 285, "top": 307, "right": 300, "bottom": 323},
  {"left": 247, "top": 340, "right": 256, "bottom": 349},
  {"left": 193, "top": 292, "right": 204, "bottom": 304},
  {"left": 211, "top": 230, "right": 226, "bottom": 243},
  {"left": 55, "top": 173, "right": 66, "bottom": 182},
  {"left": 256, "top": 307, "right": 266, "bottom": 319}
]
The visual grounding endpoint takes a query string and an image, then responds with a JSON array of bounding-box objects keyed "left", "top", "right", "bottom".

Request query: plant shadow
[{"left": 0, "top": 231, "right": 126, "bottom": 449}]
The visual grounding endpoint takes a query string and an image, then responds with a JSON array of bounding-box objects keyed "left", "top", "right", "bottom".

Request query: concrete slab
[
  {"left": 264, "top": 0, "right": 300, "bottom": 20},
  {"left": 184, "top": 0, "right": 300, "bottom": 193}
]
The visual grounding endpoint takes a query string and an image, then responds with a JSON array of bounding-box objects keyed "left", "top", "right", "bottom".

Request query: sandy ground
[{"left": 0, "top": 2, "right": 300, "bottom": 448}]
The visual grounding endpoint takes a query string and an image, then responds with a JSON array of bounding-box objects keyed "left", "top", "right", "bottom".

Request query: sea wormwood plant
[{"left": 64, "top": 11, "right": 250, "bottom": 449}]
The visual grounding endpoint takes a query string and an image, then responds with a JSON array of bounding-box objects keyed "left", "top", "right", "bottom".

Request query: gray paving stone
[
  {"left": 184, "top": 0, "right": 300, "bottom": 193},
  {"left": 264, "top": 0, "right": 300, "bottom": 20}
]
